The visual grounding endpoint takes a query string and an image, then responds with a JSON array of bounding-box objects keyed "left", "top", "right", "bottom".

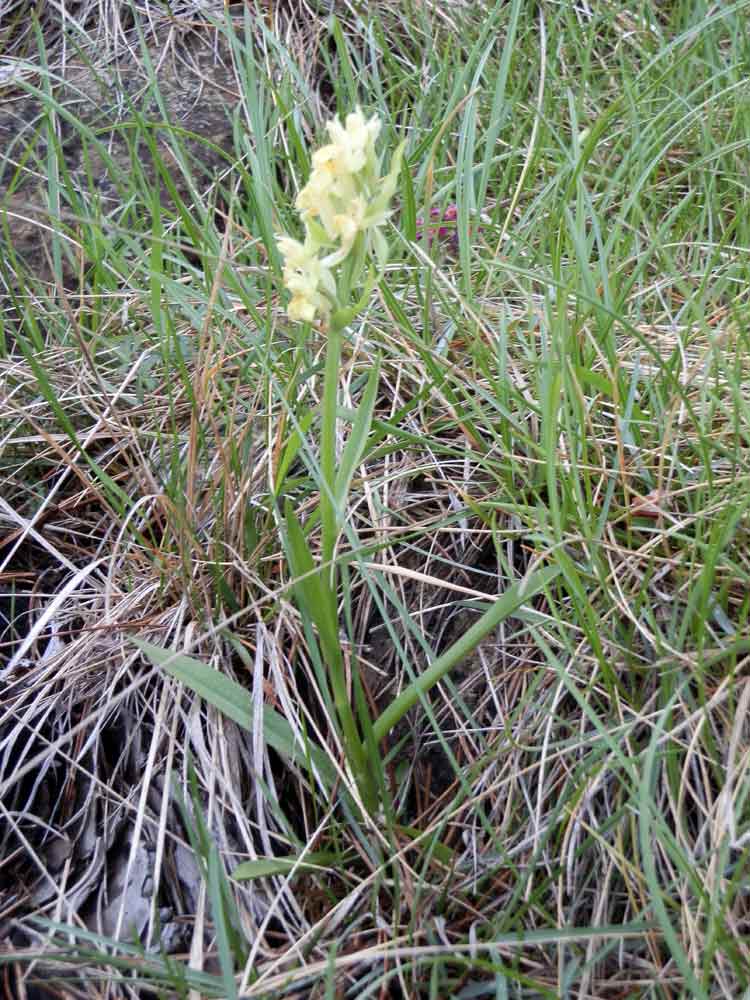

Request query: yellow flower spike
[{"left": 278, "top": 108, "right": 400, "bottom": 324}]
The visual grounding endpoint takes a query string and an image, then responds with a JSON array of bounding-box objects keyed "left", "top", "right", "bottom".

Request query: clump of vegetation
[{"left": 2, "top": 1, "right": 750, "bottom": 997}]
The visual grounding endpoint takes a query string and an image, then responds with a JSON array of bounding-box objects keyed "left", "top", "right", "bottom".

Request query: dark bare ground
[{"left": 0, "top": 20, "right": 241, "bottom": 291}]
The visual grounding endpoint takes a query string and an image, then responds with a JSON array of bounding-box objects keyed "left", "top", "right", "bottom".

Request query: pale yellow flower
[
  {"left": 297, "top": 162, "right": 357, "bottom": 240},
  {"left": 278, "top": 234, "right": 334, "bottom": 324},
  {"left": 311, "top": 143, "right": 354, "bottom": 178},
  {"left": 295, "top": 108, "right": 380, "bottom": 238},
  {"left": 296, "top": 181, "right": 337, "bottom": 241},
  {"left": 295, "top": 164, "right": 334, "bottom": 209},
  {"left": 287, "top": 295, "right": 318, "bottom": 323},
  {"left": 332, "top": 195, "right": 367, "bottom": 253},
  {"left": 306, "top": 109, "right": 380, "bottom": 181},
  {"left": 325, "top": 109, "right": 380, "bottom": 174},
  {"left": 277, "top": 235, "right": 311, "bottom": 271}
]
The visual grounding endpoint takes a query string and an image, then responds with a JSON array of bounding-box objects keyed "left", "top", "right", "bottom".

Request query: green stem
[
  {"left": 317, "top": 321, "right": 376, "bottom": 810},
  {"left": 320, "top": 323, "right": 342, "bottom": 576},
  {"left": 326, "top": 630, "right": 377, "bottom": 813}
]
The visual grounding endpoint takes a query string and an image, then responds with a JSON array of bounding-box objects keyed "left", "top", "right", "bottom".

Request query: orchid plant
[
  {"left": 276, "top": 110, "right": 405, "bottom": 810},
  {"left": 267, "top": 111, "right": 558, "bottom": 815}
]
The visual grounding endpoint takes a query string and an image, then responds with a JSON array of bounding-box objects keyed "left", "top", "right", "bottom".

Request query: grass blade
[{"left": 372, "top": 563, "right": 561, "bottom": 744}]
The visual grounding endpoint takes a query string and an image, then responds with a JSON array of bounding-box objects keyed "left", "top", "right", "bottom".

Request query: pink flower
[{"left": 415, "top": 203, "right": 478, "bottom": 250}]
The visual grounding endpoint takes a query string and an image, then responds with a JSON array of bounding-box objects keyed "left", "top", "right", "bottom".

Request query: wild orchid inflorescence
[{"left": 278, "top": 109, "right": 404, "bottom": 327}]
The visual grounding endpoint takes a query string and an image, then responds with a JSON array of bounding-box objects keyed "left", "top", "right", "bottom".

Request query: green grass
[{"left": 2, "top": 0, "right": 750, "bottom": 996}]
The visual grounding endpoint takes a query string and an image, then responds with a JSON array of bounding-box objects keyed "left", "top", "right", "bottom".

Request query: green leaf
[
  {"left": 274, "top": 408, "right": 315, "bottom": 496},
  {"left": 329, "top": 16, "right": 357, "bottom": 102},
  {"left": 208, "top": 846, "right": 239, "bottom": 1000},
  {"left": 233, "top": 853, "right": 339, "bottom": 881},
  {"left": 369, "top": 140, "right": 406, "bottom": 220},
  {"left": 477, "top": 0, "right": 522, "bottom": 209},
  {"left": 283, "top": 508, "right": 341, "bottom": 656},
  {"left": 371, "top": 226, "right": 389, "bottom": 272},
  {"left": 334, "top": 358, "right": 381, "bottom": 509},
  {"left": 284, "top": 506, "right": 377, "bottom": 810},
  {"left": 132, "top": 639, "right": 337, "bottom": 786},
  {"left": 400, "top": 154, "right": 417, "bottom": 242},
  {"left": 372, "top": 563, "right": 561, "bottom": 745}
]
